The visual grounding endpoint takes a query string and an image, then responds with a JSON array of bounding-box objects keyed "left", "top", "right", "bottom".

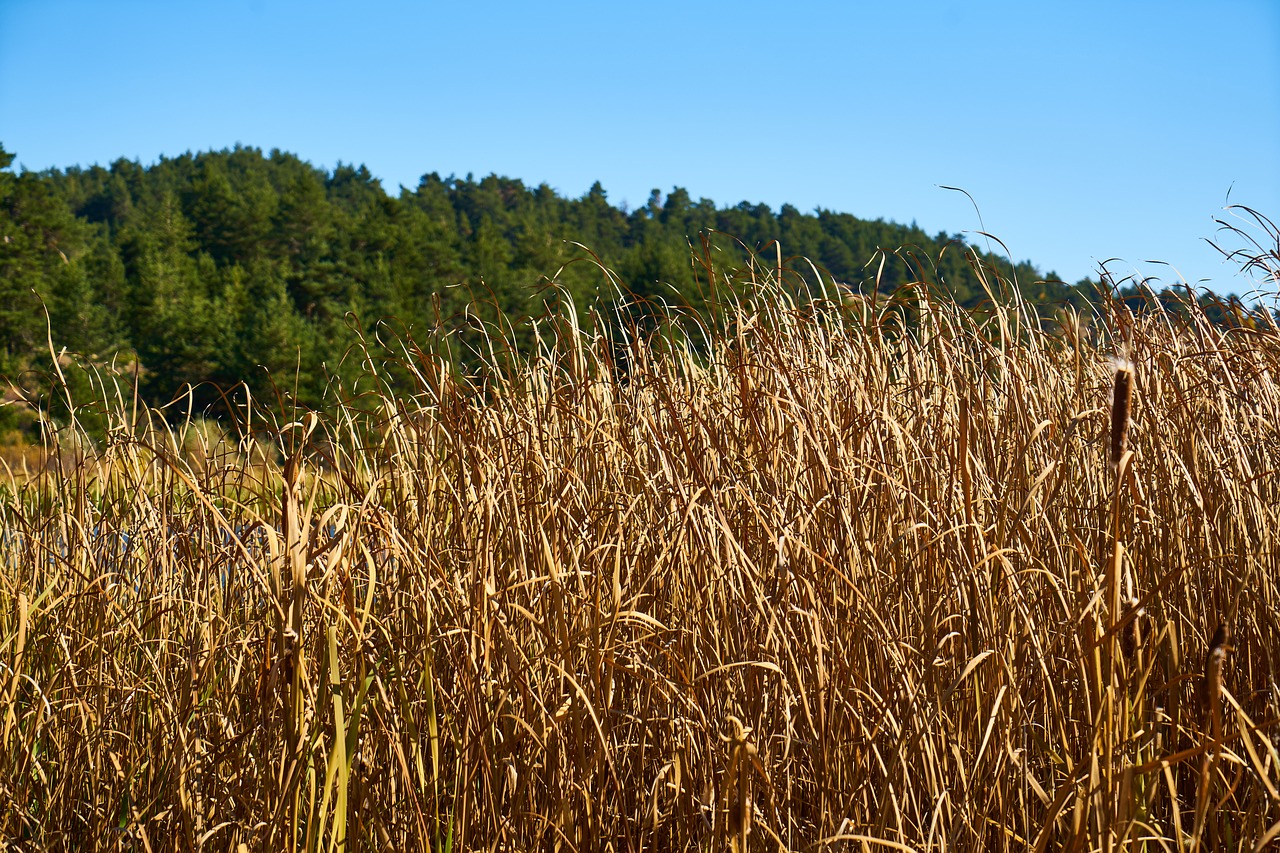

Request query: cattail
[
  {"left": 1110, "top": 359, "right": 1134, "bottom": 469},
  {"left": 1120, "top": 595, "right": 1145, "bottom": 661},
  {"left": 1192, "top": 622, "right": 1235, "bottom": 853},
  {"left": 1119, "top": 562, "right": 1144, "bottom": 659},
  {"left": 722, "top": 716, "right": 756, "bottom": 853},
  {"left": 1205, "top": 622, "right": 1232, "bottom": 746}
]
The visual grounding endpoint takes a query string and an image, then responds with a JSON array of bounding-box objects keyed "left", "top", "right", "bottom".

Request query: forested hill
[{"left": 0, "top": 142, "right": 1086, "bottom": 424}]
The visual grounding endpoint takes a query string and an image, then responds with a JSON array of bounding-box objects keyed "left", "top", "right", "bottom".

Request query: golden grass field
[{"left": 2, "top": 229, "right": 1279, "bottom": 851}]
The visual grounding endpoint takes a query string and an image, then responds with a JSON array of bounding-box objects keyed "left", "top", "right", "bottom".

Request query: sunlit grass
[{"left": 2, "top": 229, "right": 1279, "bottom": 851}]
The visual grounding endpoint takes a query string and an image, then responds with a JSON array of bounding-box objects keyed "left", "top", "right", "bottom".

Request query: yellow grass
[{"left": 1, "top": 241, "right": 1279, "bottom": 851}]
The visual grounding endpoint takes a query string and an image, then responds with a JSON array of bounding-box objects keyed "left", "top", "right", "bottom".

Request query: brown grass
[{"left": 2, "top": 242, "right": 1279, "bottom": 851}]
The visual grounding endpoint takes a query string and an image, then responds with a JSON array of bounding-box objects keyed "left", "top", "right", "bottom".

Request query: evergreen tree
[{"left": 0, "top": 141, "right": 1098, "bottom": 429}]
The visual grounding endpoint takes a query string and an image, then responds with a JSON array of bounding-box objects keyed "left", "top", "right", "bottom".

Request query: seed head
[
  {"left": 1205, "top": 622, "right": 1232, "bottom": 745},
  {"left": 1110, "top": 359, "right": 1134, "bottom": 469},
  {"left": 1120, "top": 595, "right": 1145, "bottom": 660}
]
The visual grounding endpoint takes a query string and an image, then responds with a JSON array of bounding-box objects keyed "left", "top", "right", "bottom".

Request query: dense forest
[{"left": 0, "top": 142, "right": 1089, "bottom": 433}]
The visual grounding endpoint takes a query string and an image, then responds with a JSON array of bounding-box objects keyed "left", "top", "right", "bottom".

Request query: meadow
[{"left": 1, "top": 224, "right": 1279, "bottom": 851}]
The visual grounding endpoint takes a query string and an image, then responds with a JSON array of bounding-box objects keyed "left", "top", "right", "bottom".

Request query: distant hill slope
[{"left": 0, "top": 142, "right": 1087, "bottom": 423}]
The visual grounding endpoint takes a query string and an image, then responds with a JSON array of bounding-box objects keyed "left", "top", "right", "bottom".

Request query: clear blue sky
[{"left": 2, "top": 0, "right": 1277, "bottom": 293}]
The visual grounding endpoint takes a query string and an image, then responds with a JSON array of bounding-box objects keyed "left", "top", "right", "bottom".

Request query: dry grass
[{"left": 2, "top": 238, "right": 1280, "bottom": 851}]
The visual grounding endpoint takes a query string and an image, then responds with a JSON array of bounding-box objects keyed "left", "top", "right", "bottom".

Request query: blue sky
[{"left": 2, "top": 0, "right": 1277, "bottom": 293}]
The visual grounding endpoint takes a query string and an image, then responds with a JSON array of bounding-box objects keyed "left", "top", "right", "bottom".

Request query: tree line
[{"left": 0, "top": 142, "right": 1090, "bottom": 434}]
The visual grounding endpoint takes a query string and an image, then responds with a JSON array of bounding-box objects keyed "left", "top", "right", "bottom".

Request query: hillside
[{"left": 0, "top": 143, "right": 1087, "bottom": 427}]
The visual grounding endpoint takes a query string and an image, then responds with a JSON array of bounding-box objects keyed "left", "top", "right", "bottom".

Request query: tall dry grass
[{"left": 2, "top": 233, "right": 1279, "bottom": 851}]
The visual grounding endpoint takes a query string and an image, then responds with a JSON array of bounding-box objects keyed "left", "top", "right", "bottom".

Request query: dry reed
[{"left": 1, "top": 241, "right": 1279, "bottom": 851}]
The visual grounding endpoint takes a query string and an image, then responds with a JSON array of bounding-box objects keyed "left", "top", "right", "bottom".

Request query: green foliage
[{"left": 0, "top": 141, "right": 1092, "bottom": 431}]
